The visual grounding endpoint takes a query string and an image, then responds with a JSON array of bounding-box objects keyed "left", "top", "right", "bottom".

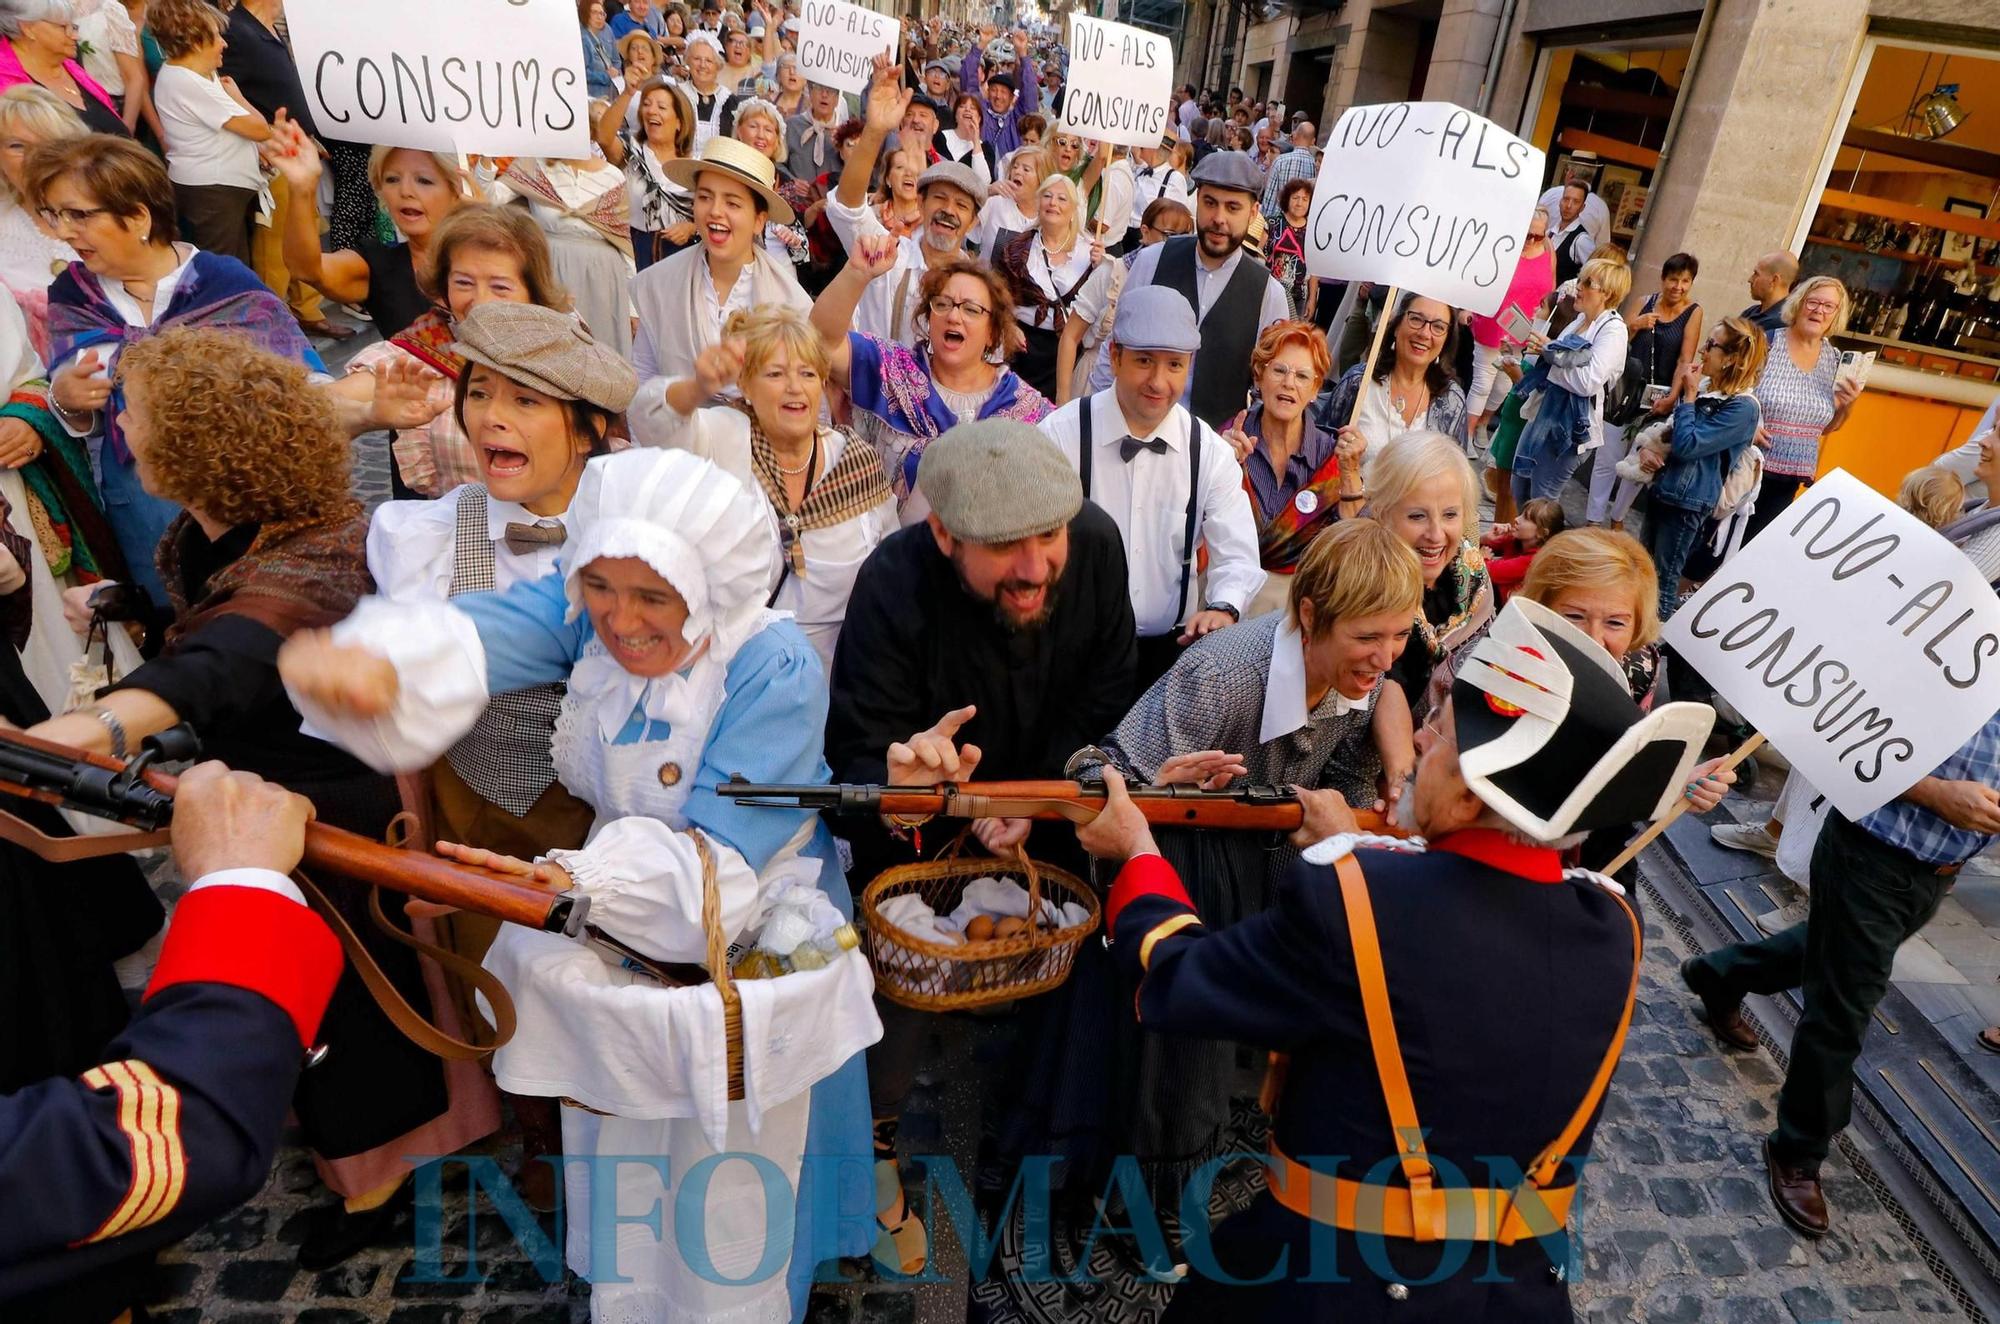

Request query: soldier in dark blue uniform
[
  {"left": 0, "top": 764, "right": 345, "bottom": 1318},
  {"left": 1077, "top": 598, "right": 1718, "bottom": 1320}
]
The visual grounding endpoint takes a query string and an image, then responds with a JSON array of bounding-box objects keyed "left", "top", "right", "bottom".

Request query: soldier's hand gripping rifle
[
  {"left": 0, "top": 725, "right": 589, "bottom": 938},
  {"left": 725, "top": 776, "right": 1399, "bottom": 836}
]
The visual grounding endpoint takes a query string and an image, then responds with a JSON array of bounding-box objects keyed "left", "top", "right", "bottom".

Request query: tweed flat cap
[
  {"left": 918, "top": 159, "right": 988, "bottom": 206},
  {"left": 918, "top": 419, "right": 1081, "bottom": 543},
  {"left": 1190, "top": 149, "right": 1267, "bottom": 197},
  {"left": 452, "top": 303, "right": 638, "bottom": 413},
  {"left": 1112, "top": 285, "right": 1201, "bottom": 354}
]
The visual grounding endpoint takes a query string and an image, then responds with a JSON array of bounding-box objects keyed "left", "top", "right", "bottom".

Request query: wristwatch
[{"left": 1202, "top": 602, "right": 1241, "bottom": 622}]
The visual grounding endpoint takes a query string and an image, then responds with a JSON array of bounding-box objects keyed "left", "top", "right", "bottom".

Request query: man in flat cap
[
  {"left": 1044, "top": 284, "right": 1264, "bottom": 688},
  {"left": 1084, "top": 149, "right": 1293, "bottom": 427},
  {"left": 1077, "top": 596, "right": 1713, "bottom": 1313},
  {"left": 822, "top": 418, "right": 1134, "bottom": 1276},
  {"left": 829, "top": 59, "right": 987, "bottom": 345}
]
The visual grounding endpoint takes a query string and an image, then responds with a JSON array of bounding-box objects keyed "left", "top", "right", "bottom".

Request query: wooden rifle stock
[
  {"left": 728, "top": 778, "right": 1400, "bottom": 837},
  {"left": 0, "top": 729, "right": 586, "bottom": 937}
]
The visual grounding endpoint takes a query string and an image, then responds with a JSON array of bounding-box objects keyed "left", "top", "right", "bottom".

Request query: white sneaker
[
  {"left": 1711, "top": 821, "right": 1779, "bottom": 859},
  {"left": 1754, "top": 899, "right": 1809, "bottom": 936}
]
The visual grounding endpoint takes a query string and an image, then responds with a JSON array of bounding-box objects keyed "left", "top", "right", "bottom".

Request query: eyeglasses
[
  {"left": 1420, "top": 706, "right": 1451, "bottom": 747},
  {"left": 1264, "top": 364, "right": 1318, "bottom": 386},
  {"left": 1701, "top": 335, "right": 1734, "bottom": 353},
  {"left": 36, "top": 205, "right": 108, "bottom": 229},
  {"left": 928, "top": 294, "right": 990, "bottom": 319},
  {"left": 1402, "top": 313, "right": 1450, "bottom": 335},
  {"left": 1577, "top": 277, "right": 1599, "bottom": 291},
  {"left": 1801, "top": 299, "right": 1840, "bottom": 315}
]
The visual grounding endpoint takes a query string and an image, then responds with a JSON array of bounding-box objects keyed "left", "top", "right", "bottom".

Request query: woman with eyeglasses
[
  {"left": 1310, "top": 290, "right": 1470, "bottom": 455},
  {"left": 0, "top": 0, "right": 127, "bottom": 139},
  {"left": 1743, "top": 274, "right": 1859, "bottom": 542},
  {"left": 637, "top": 304, "right": 896, "bottom": 668},
  {"left": 33, "top": 133, "right": 322, "bottom": 607},
  {"left": 811, "top": 233, "right": 1051, "bottom": 524}
]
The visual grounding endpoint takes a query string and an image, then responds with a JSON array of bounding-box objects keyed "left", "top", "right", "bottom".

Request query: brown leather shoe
[
  {"left": 1764, "top": 1139, "right": 1830, "bottom": 1237},
  {"left": 1680, "top": 958, "right": 1759, "bottom": 1051}
]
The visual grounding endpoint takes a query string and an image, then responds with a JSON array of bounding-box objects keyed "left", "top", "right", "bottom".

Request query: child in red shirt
[{"left": 1482, "top": 497, "right": 1566, "bottom": 602}]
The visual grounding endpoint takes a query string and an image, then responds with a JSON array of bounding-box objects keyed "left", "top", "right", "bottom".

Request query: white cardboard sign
[
  {"left": 793, "top": 0, "right": 899, "bottom": 97},
  {"left": 283, "top": 0, "right": 589, "bottom": 158},
  {"left": 1663, "top": 469, "right": 2000, "bottom": 820},
  {"left": 1057, "top": 14, "right": 1171, "bottom": 149},
  {"left": 1304, "top": 101, "right": 1545, "bottom": 317}
]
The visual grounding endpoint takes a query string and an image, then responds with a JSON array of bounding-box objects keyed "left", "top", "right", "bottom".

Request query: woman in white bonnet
[{"left": 280, "top": 448, "right": 878, "bottom": 1322}]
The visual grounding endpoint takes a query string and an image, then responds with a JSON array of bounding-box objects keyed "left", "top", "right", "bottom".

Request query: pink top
[
  {"left": 1469, "top": 246, "right": 1557, "bottom": 349},
  {"left": 0, "top": 40, "right": 121, "bottom": 124}
]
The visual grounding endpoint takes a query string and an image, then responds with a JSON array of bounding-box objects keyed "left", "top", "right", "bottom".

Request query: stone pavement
[{"left": 139, "top": 861, "right": 1971, "bottom": 1323}]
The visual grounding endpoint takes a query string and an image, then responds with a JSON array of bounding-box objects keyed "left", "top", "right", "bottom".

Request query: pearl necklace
[{"left": 771, "top": 437, "right": 817, "bottom": 477}]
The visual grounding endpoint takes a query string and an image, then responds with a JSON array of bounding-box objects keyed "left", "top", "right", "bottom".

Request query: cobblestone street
[{"left": 139, "top": 869, "right": 1970, "bottom": 1324}]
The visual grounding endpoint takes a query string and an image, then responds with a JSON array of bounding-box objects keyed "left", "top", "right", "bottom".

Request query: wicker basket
[
  {"left": 694, "top": 830, "right": 746, "bottom": 1101},
  {"left": 860, "top": 845, "right": 1100, "bottom": 1011}
]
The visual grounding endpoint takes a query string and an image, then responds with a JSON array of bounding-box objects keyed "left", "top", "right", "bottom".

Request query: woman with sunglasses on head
[
  {"left": 1509, "top": 254, "right": 1631, "bottom": 510},
  {"left": 1310, "top": 290, "right": 1470, "bottom": 457},
  {"left": 811, "top": 232, "right": 1050, "bottom": 523}
]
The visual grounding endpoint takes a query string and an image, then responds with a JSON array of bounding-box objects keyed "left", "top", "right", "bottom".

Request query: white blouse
[
  {"left": 633, "top": 405, "right": 897, "bottom": 668},
  {"left": 1015, "top": 233, "right": 1096, "bottom": 331},
  {"left": 365, "top": 487, "right": 573, "bottom": 602}
]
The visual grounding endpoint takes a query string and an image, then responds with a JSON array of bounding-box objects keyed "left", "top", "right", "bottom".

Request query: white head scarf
[{"left": 562, "top": 449, "right": 777, "bottom": 668}]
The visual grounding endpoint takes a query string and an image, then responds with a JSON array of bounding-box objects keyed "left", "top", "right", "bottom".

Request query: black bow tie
[{"left": 1119, "top": 435, "right": 1170, "bottom": 462}]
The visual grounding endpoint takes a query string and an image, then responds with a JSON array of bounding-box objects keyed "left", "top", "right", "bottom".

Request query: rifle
[
  {"left": 726, "top": 776, "right": 1399, "bottom": 836},
  {"left": 0, "top": 726, "right": 589, "bottom": 938}
]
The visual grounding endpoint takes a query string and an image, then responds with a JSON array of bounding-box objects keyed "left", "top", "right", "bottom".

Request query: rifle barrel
[{"left": 0, "top": 731, "right": 586, "bottom": 936}]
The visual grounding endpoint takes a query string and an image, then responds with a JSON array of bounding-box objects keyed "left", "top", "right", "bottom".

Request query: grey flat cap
[
  {"left": 924, "top": 58, "right": 955, "bottom": 75},
  {"left": 1190, "top": 149, "right": 1267, "bottom": 198},
  {"left": 917, "top": 159, "right": 988, "bottom": 206},
  {"left": 452, "top": 302, "right": 638, "bottom": 413},
  {"left": 918, "top": 420, "right": 1082, "bottom": 543},
  {"left": 1112, "top": 285, "right": 1201, "bottom": 354}
]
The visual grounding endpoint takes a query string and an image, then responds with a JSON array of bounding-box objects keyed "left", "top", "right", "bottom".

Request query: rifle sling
[
  {"left": 293, "top": 871, "right": 517, "bottom": 1062},
  {"left": 0, "top": 804, "right": 171, "bottom": 859},
  {"left": 0, "top": 804, "right": 515, "bottom": 1060}
]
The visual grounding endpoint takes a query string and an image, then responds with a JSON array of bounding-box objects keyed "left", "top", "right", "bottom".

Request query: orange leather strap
[
  {"left": 1334, "top": 852, "right": 1445, "bottom": 1238},
  {"left": 1287, "top": 855, "right": 1642, "bottom": 1246},
  {"left": 1264, "top": 1149, "right": 1578, "bottom": 1243}
]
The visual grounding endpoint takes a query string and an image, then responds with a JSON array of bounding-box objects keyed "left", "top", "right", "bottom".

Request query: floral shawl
[
  {"left": 845, "top": 332, "right": 1051, "bottom": 503},
  {"left": 47, "top": 250, "right": 322, "bottom": 464}
]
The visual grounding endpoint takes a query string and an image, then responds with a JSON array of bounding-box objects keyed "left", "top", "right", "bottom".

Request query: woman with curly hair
[
  {"left": 32, "top": 325, "right": 495, "bottom": 1271},
  {"left": 811, "top": 234, "right": 1052, "bottom": 523}
]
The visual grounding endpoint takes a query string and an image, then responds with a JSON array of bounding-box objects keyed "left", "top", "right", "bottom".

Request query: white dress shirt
[
  {"left": 1040, "top": 392, "right": 1265, "bottom": 635},
  {"left": 1537, "top": 185, "right": 1611, "bottom": 252},
  {"left": 1128, "top": 162, "right": 1190, "bottom": 230},
  {"left": 1083, "top": 239, "right": 1292, "bottom": 395},
  {"left": 1095, "top": 156, "right": 1135, "bottom": 246},
  {"left": 827, "top": 191, "right": 935, "bottom": 346},
  {"left": 1260, "top": 615, "right": 1372, "bottom": 745},
  {"left": 188, "top": 868, "right": 306, "bottom": 904},
  {"left": 365, "top": 488, "right": 572, "bottom": 602}
]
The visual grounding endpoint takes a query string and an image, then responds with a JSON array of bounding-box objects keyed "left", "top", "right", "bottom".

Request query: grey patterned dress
[{"left": 1048, "top": 612, "right": 1384, "bottom": 1212}]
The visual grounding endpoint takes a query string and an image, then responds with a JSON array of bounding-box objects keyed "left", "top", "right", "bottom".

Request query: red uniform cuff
[
  {"left": 145, "top": 886, "right": 344, "bottom": 1047},
  {"left": 1106, "top": 852, "right": 1194, "bottom": 931}
]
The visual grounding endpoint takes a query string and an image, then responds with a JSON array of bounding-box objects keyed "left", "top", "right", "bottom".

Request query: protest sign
[
  {"left": 284, "top": 0, "right": 588, "bottom": 158},
  {"left": 1304, "top": 102, "right": 1545, "bottom": 317},
  {"left": 794, "top": 0, "right": 899, "bottom": 97},
  {"left": 1057, "top": 14, "right": 1171, "bottom": 149},
  {"left": 1663, "top": 469, "right": 2000, "bottom": 820}
]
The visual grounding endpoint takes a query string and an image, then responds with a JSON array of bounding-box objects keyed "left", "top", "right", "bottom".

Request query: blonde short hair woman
[
  {"left": 637, "top": 302, "right": 897, "bottom": 666},
  {"left": 1365, "top": 428, "right": 1491, "bottom": 718}
]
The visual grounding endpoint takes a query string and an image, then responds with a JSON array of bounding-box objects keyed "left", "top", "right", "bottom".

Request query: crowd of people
[{"left": 2, "top": 2, "right": 1999, "bottom": 1322}]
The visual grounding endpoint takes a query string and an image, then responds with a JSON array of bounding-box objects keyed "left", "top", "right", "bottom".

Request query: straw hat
[{"left": 662, "top": 134, "right": 795, "bottom": 224}]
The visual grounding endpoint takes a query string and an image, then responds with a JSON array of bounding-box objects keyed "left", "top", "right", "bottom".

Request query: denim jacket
[
  {"left": 1651, "top": 393, "right": 1761, "bottom": 513},
  {"left": 1508, "top": 331, "right": 1597, "bottom": 483}
]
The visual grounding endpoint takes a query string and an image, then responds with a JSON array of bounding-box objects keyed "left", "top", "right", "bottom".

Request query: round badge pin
[
  {"left": 657, "top": 762, "right": 683, "bottom": 788},
  {"left": 1294, "top": 489, "right": 1319, "bottom": 515}
]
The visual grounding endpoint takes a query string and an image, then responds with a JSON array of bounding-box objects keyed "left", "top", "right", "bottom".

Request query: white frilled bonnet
[{"left": 562, "top": 449, "right": 778, "bottom": 665}]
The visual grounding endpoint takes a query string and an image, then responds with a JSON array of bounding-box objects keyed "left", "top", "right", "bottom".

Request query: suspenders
[{"left": 1076, "top": 393, "right": 1204, "bottom": 630}]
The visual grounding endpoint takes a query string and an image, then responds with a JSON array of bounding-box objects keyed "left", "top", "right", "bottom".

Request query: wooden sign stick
[
  {"left": 1347, "top": 284, "right": 1401, "bottom": 423},
  {"left": 1603, "top": 733, "right": 1767, "bottom": 876}
]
